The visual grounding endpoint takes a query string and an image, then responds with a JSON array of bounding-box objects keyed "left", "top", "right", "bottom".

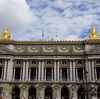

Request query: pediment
[
  {"left": 0, "top": 45, "right": 13, "bottom": 54},
  {"left": 87, "top": 46, "right": 100, "bottom": 54}
]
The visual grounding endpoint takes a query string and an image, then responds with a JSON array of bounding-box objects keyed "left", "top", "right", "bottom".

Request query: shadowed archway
[
  {"left": 45, "top": 87, "right": 53, "bottom": 99},
  {"left": 28, "top": 87, "right": 36, "bottom": 99},
  {"left": 12, "top": 87, "right": 20, "bottom": 99},
  {"left": 61, "top": 87, "right": 69, "bottom": 99}
]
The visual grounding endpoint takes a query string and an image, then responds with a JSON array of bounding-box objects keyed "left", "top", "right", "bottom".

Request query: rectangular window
[
  {"left": 14, "top": 68, "right": 22, "bottom": 80},
  {"left": 46, "top": 68, "right": 52, "bottom": 80},
  {"left": 30, "top": 68, "right": 36, "bottom": 80},
  {"left": 96, "top": 67, "right": 100, "bottom": 80},
  {"left": 62, "top": 68, "right": 67, "bottom": 81},
  {"left": 0, "top": 67, "right": 3, "bottom": 79},
  {"left": 77, "top": 68, "right": 84, "bottom": 80}
]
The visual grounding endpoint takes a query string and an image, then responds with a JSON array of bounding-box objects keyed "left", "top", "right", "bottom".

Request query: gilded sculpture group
[{"left": 0, "top": 26, "right": 99, "bottom": 40}]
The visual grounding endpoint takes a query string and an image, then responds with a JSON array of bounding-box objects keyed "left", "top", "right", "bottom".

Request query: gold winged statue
[
  {"left": 1, "top": 27, "right": 11, "bottom": 39},
  {"left": 89, "top": 26, "right": 99, "bottom": 39}
]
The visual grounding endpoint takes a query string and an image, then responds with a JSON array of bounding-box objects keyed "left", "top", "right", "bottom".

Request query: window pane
[
  {"left": 96, "top": 67, "right": 100, "bottom": 79},
  {"left": 0, "top": 67, "right": 2, "bottom": 79},
  {"left": 30, "top": 68, "right": 36, "bottom": 80},
  {"left": 78, "top": 68, "right": 83, "bottom": 80},
  {"left": 15, "top": 68, "right": 21, "bottom": 80},
  {"left": 62, "top": 68, "right": 67, "bottom": 80},
  {"left": 46, "top": 68, "right": 52, "bottom": 80}
]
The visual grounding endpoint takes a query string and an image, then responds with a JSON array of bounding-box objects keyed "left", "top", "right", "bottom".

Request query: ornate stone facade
[{"left": 0, "top": 39, "right": 100, "bottom": 99}]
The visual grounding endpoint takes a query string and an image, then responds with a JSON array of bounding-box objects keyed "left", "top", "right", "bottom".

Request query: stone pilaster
[
  {"left": 7, "top": 57, "right": 13, "bottom": 81},
  {"left": 3, "top": 60, "right": 7, "bottom": 80}
]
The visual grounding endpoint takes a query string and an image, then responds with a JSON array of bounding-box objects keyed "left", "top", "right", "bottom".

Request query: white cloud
[
  {"left": 0, "top": 0, "right": 100, "bottom": 40},
  {"left": 0, "top": 0, "right": 36, "bottom": 33}
]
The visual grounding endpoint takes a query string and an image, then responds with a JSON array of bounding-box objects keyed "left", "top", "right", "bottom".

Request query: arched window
[
  {"left": 45, "top": 87, "right": 52, "bottom": 99},
  {"left": 96, "top": 60, "right": 100, "bottom": 65},
  {"left": 77, "top": 60, "right": 83, "bottom": 65},
  {"left": 61, "top": 87, "right": 69, "bottom": 99},
  {"left": 62, "top": 60, "right": 67, "bottom": 65},
  {"left": 28, "top": 87, "right": 36, "bottom": 99},
  {"left": 12, "top": 87, "right": 20, "bottom": 99},
  {"left": 31, "top": 60, "right": 36, "bottom": 64},
  {"left": 77, "top": 87, "right": 86, "bottom": 99},
  {"left": 47, "top": 60, "right": 52, "bottom": 64},
  {"left": 16, "top": 60, "right": 21, "bottom": 65}
]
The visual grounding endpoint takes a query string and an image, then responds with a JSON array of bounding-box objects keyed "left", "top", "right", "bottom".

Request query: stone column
[
  {"left": 94, "top": 67, "right": 97, "bottom": 80},
  {"left": 88, "top": 60, "right": 92, "bottom": 81},
  {"left": 57, "top": 61, "right": 60, "bottom": 81},
  {"left": 73, "top": 60, "right": 75, "bottom": 81},
  {"left": 20, "top": 68, "right": 22, "bottom": 80},
  {"left": 41, "top": 60, "right": 44, "bottom": 81},
  {"left": 54, "top": 60, "right": 56, "bottom": 81},
  {"left": 70, "top": 60, "right": 73, "bottom": 81},
  {"left": 91, "top": 60, "right": 95, "bottom": 81},
  {"left": 51, "top": 68, "right": 53, "bottom": 81},
  {"left": 13, "top": 68, "right": 15, "bottom": 80},
  {"left": 38, "top": 60, "right": 41, "bottom": 81},
  {"left": 60, "top": 68, "right": 62, "bottom": 81},
  {"left": 36, "top": 68, "right": 38, "bottom": 81},
  {"left": 1, "top": 67, "right": 4, "bottom": 80},
  {"left": 25, "top": 60, "right": 29, "bottom": 81},
  {"left": 67, "top": 68, "right": 69, "bottom": 81},
  {"left": 45, "top": 68, "right": 46, "bottom": 81},
  {"left": 22, "top": 60, "right": 25, "bottom": 81},
  {"left": 7, "top": 57, "right": 13, "bottom": 81},
  {"left": 29, "top": 68, "right": 31, "bottom": 80},
  {"left": 76, "top": 68, "right": 78, "bottom": 81},
  {"left": 3, "top": 60, "right": 7, "bottom": 80}
]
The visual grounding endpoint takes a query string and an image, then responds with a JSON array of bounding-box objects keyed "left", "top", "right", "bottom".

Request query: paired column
[
  {"left": 88, "top": 60, "right": 92, "bottom": 81},
  {"left": 3, "top": 60, "right": 7, "bottom": 80},
  {"left": 38, "top": 60, "right": 41, "bottom": 81},
  {"left": 25, "top": 60, "right": 29, "bottom": 81},
  {"left": 70, "top": 60, "right": 73, "bottom": 81},
  {"left": 22, "top": 60, "right": 26, "bottom": 81},
  {"left": 54, "top": 60, "right": 56, "bottom": 81},
  {"left": 91, "top": 60, "right": 95, "bottom": 81},
  {"left": 7, "top": 57, "right": 13, "bottom": 81},
  {"left": 44, "top": 68, "right": 46, "bottom": 81},
  {"left": 57, "top": 61, "right": 60, "bottom": 81},
  {"left": 73, "top": 60, "right": 75, "bottom": 81},
  {"left": 41, "top": 60, "right": 44, "bottom": 81}
]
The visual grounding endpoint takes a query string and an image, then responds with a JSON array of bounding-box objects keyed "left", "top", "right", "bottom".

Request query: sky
[{"left": 0, "top": 0, "right": 100, "bottom": 40}]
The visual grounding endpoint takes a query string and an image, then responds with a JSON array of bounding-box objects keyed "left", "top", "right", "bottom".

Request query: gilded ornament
[
  {"left": 89, "top": 26, "right": 99, "bottom": 39},
  {"left": 1, "top": 27, "right": 11, "bottom": 39}
]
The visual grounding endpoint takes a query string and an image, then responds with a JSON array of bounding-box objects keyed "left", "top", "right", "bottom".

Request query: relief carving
[
  {"left": 45, "top": 46, "right": 53, "bottom": 51},
  {"left": 60, "top": 46, "right": 68, "bottom": 51},
  {"left": 15, "top": 46, "right": 23, "bottom": 51},
  {"left": 15, "top": 46, "right": 28, "bottom": 52},
  {"left": 0, "top": 45, "right": 13, "bottom": 54},
  {"left": 75, "top": 45, "right": 84, "bottom": 51},
  {"left": 38, "top": 46, "right": 44, "bottom": 53},
  {"left": 53, "top": 47, "right": 59, "bottom": 54},
  {"left": 30, "top": 46, "right": 38, "bottom": 51},
  {"left": 88, "top": 47, "right": 100, "bottom": 54},
  {"left": 68, "top": 46, "right": 74, "bottom": 53}
]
